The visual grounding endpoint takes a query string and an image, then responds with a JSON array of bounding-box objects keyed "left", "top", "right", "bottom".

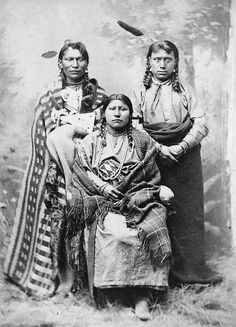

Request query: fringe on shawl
[
  {"left": 138, "top": 226, "right": 172, "bottom": 269},
  {"left": 67, "top": 192, "right": 86, "bottom": 237}
]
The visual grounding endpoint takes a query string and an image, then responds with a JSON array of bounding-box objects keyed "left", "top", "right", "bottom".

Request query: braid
[
  {"left": 84, "top": 70, "right": 89, "bottom": 84},
  {"left": 171, "top": 65, "right": 181, "bottom": 92},
  {"left": 127, "top": 120, "right": 134, "bottom": 150},
  {"left": 100, "top": 118, "right": 107, "bottom": 147},
  {"left": 143, "top": 60, "right": 152, "bottom": 89},
  {"left": 100, "top": 118, "right": 133, "bottom": 149}
]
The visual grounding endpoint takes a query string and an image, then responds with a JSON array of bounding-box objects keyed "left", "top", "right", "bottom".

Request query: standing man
[
  {"left": 131, "top": 40, "right": 222, "bottom": 286},
  {"left": 4, "top": 40, "right": 106, "bottom": 297}
]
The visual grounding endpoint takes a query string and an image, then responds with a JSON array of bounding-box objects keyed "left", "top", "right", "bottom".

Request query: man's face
[
  {"left": 105, "top": 100, "right": 130, "bottom": 132},
  {"left": 59, "top": 47, "right": 88, "bottom": 83},
  {"left": 149, "top": 49, "right": 176, "bottom": 82}
]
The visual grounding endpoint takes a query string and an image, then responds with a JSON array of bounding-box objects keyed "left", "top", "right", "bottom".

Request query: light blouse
[{"left": 131, "top": 80, "right": 209, "bottom": 149}]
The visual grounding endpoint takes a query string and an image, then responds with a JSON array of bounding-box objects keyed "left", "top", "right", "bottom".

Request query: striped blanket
[
  {"left": 68, "top": 130, "right": 172, "bottom": 293},
  {"left": 4, "top": 75, "right": 106, "bottom": 297}
]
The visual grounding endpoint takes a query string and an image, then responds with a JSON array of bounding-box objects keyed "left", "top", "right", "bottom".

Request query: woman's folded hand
[
  {"left": 102, "top": 184, "right": 123, "bottom": 201},
  {"left": 158, "top": 145, "right": 178, "bottom": 165},
  {"left": 168, "top": 144, "right": 184, "bottom": 159}
]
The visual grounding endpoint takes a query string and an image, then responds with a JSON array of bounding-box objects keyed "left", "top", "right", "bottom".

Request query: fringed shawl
[{"left": 68, "top": 129, "right": 171, "bottom": 274}]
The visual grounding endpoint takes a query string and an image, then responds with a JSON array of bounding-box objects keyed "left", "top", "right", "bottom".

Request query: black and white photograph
[{"left": 0, "top": 0, "right": 235, "bottom": 326}]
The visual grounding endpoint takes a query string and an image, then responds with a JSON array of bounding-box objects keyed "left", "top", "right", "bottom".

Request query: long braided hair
[
  {"left": 100, "top": 94, "right": 134, "bottom": 149},
  {"left": 143, "top": 40, "right": 181, "bottom": 92},
  {"left": 58, "top": 40, "right": 100, "bottom": 113}
]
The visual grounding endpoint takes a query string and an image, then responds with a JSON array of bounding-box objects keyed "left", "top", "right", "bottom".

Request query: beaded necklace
[
  {"left": 107, "top": 127, "right": 127, "bottom": 148},
  {"left": 98, "top": 129, "right": 129, "bottom": 181}
]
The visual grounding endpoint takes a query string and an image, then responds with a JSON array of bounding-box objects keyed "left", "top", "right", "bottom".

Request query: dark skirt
[{"left": 158, "top": 145, "right": 219, "bottom": 285}]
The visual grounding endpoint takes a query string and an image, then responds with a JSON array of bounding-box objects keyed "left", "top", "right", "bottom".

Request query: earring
[{"left": 64, "top": 39, "right": 72, "bottom": 46}]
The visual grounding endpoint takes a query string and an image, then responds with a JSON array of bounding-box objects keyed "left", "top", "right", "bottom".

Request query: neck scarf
[{"left": 150, "top": 79, "right": 171, "bottom": 116}]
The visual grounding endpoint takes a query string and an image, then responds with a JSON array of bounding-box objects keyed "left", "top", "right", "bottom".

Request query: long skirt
[
  {"left": 159, "top": 145, "right": 216, "bottom": 284},
  {"left": 85, "top": 212, "right": 169, "bottom": 293}
]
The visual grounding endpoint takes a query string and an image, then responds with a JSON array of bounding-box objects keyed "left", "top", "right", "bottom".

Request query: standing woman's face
[
  {"left": 149, "top": 49, "right": 176, "bottom": 82},
  {"left": 58, "top": 47, "right": 88, "bottom": 83},
  {"left": 105, "top": 100, "right": 131, "bottom": 133}
]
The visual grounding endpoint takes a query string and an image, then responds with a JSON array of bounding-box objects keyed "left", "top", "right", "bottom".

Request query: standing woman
[
  {"left": 4, "top": 40, "right": 106, "bottom": 298},
  {"left": 131, "top": 40, "right": 222, "bottom": 286}
]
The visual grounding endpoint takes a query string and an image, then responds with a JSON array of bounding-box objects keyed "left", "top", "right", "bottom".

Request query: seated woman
[{"left": 67, "top": 94, "right": 174, "bottom": 321}]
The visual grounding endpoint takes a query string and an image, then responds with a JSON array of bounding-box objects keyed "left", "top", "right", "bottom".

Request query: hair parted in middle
[
  {"left": 58, "top": 40, "right": 89, "bottom": 84},
  {"left": 58, "top": 40, "right": 89, "bottom": 63},
  {"left": 100, "top": 93, "right": 133, "bottom": 148},
  {"left": 143, "top": 40, "right": 181, "bottom": 92}
]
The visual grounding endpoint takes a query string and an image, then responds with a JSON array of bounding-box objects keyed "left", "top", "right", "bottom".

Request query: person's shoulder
[
  {"left": 44, "top": 76, "right": 62, "bottom": 93},
  {"left": 38, "top": 77, "right": 62, "bottom": 102},
  {"left": 179, "top": 81, "right": 195, "bottom": 96},
  {"left": 132, "top": 81, "right": 145, "bottom": 94},
  {"left": 132, "top": 128, "right": 156, "bottom": 158},
  {"left": 89, "top": 78, "right": 105, "bottom": 93},
  {"left": 88, "top": 78, "right": 107, "bottom": 104},
  {"left": 132, "top": 128, "right": 150, "bottom": 142}
]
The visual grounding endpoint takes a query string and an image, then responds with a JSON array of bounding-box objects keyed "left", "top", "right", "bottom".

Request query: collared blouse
[{"left": 131, "top": 81, "right": 209, "bottom": 148}]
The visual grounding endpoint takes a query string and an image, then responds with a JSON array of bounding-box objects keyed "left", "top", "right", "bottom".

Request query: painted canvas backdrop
[{"left": 0, "top": 0, "right": 231, "bottom": 262}]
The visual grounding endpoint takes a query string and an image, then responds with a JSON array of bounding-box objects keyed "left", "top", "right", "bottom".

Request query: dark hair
[
  {"left": 100, "top": 94, "right": 133, "bottom": 148},
  {"left": 102, "top": 93, "right": 133, "bottom": 117},
  {"left": 146, "top": 40, "right": 179, "bottom": 63},
  {"left": 58, "top": 41, "right": 89, "bottom": 85},
  {"left": 58, "top": 40, "right": 89, "bottom": 63},
  {"left": 143, "top": 40, "right": 180, "bottom": 92}
]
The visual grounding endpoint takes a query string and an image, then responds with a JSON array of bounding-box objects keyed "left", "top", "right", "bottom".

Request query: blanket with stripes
[
  {"left": 68, "top": 130, "right": 172, "bottom": 283},
  {"left": 4, "top": 75, "right": 106, "bottom": 297}
]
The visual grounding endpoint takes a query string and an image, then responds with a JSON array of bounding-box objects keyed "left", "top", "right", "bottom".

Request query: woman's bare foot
[{"left": 134, "top": 297, "right": 151, "bottom": 321}]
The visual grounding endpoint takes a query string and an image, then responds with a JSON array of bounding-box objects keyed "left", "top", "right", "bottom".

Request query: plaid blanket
[
  {"left": 4, "top": 75, "right": 106, "bottom": 297},
  {"left": 68, "top": 129, "right": 172, "bottom": 274}
]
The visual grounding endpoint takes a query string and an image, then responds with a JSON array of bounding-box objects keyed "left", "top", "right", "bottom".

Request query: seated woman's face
[{"left": 105, "top": 100, "right": 130, "bottom": 132}]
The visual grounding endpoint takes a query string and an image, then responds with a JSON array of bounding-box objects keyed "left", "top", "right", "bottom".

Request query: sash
[{"left": 143, "top": 113, "right": 192, "bottom": 145}]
